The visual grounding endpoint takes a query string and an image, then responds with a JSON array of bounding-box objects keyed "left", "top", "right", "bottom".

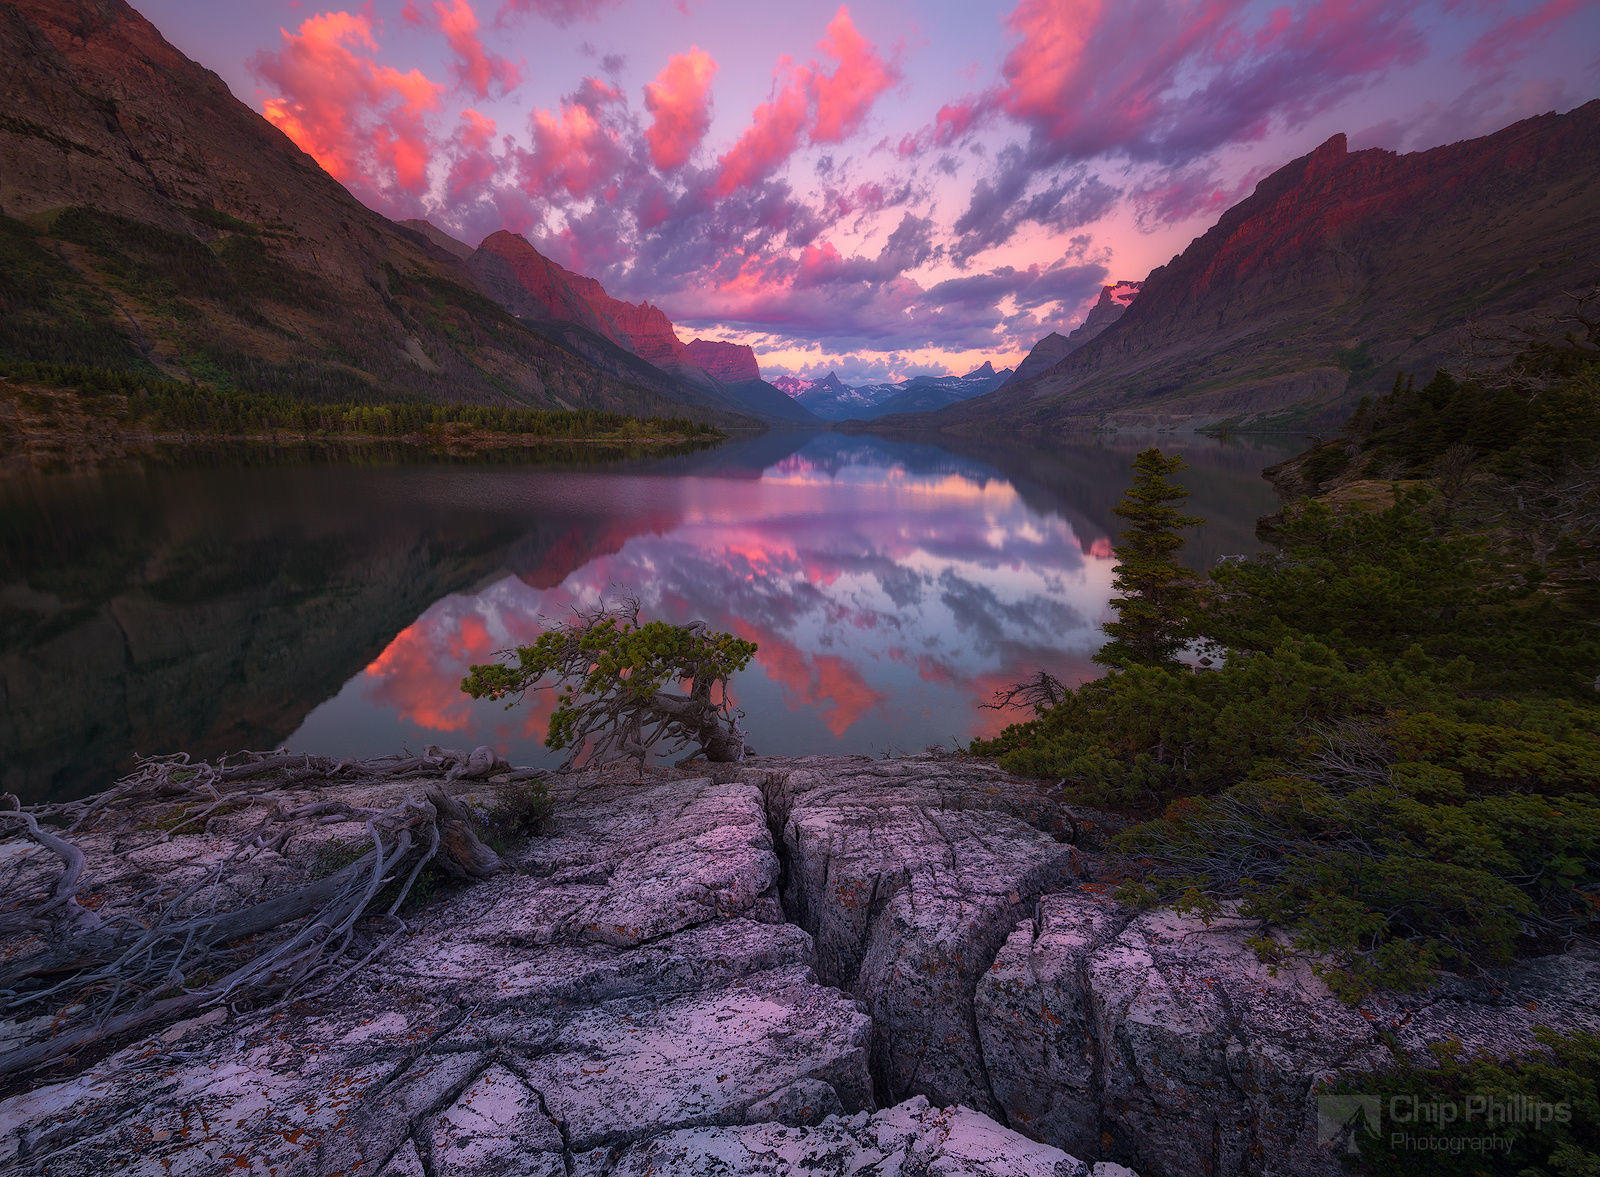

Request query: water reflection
[
  {"left": 0, "top": 432, "right": 1293, "bottom": 799},
  {"left": 289, "top": 432, "right": 1292, "bottom": 766}
]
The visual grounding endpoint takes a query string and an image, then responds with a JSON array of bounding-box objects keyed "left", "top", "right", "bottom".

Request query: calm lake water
[{"left": 1, "top": 431, "right": 1295, "bottom": 801}]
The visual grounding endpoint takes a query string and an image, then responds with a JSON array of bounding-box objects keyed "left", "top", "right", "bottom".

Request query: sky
[{"left": 139, "top": 0, "right": 1600, "bottom": 384}]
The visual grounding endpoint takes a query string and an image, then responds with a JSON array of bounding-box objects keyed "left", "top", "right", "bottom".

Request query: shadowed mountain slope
[
  {"left": 466, "top": 230, "right": 816, "bottom": 424},
  {"left": 0, "top": 0, "right": 731, "bottom": 422},
  {"left": 904, "top": 103, "right": 1600, "bottom": 433}
]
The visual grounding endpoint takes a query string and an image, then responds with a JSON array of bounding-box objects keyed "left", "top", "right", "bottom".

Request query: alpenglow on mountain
[
  {"left": 0, "top": 0, "right": 756, "bottom": 424},
  {"left": 906, "top": 102, "right": 1600, "bottom": 433}
]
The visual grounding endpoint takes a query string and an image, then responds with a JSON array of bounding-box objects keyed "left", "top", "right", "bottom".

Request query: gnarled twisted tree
[
  {"left": 461, "top": 595, "right": 757, "bottom": 766},
  {"left": 0, "top": 745, "right": 525, "bottom": 1082}
]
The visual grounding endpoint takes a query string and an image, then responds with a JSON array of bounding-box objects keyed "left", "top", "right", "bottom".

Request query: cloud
[
  {"left": 895, "top": 95, "right": 994, "bottom": 158},
  {"left": 1463, "top": 0, "right": 1583, "bottom": 71},
  {"left": 951, "top": 150, "right": 1120, "bottom": 260},
  {"left": 810, "top": 7, "right": 899, "bottom": 143},
  {"left": 446, "top": 108, "right": 500, "bottom": 202},
  {"left": 670, "top": 220, "right": 1107, "bottom": 360},
  {"left": 712, "top": 60, "right": 813, "bottom": 196},
  {"left": 998, "top": 0, "right": 1425, "bottom": 166},
  {"left": 252, "top": 10, "right": 445, "bottom": 203},
  {"left": 435, "top": 0, "right": 520, "bottom": 99},
  {"left": 927, "top": 256, "right": 1107, "bottom": 314},
  {"left": 497, "top": 0, "right": 624, "bottom": 25},
  {"left": 1128, "top": 161, "right": 1260, "bottom": 230},
  {"left": 712, "top": 7, "right": 896, "bottom": 195},
  {"left": 644, "top": 47, "right": 718, "bottom": 170},
  {"left": 521, "top": 77, "right": 630, "bottom": 199}
]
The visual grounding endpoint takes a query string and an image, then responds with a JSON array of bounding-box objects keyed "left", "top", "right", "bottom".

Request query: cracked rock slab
[
  {"left": 976, "top": 891, "right": 1135, "bottom": 1155},
  {"left": 980, "top": 895, "right": 1600, "bottom": 1177},
  {"left": 421, "top": 1062, "right": 565, "bottom": 1177},
  {"left": 759, "top": 756, "right": 1091, "bottom": 1114},
  {"left": 606, "top": 1095, "right": 1093, "bottom": 1176},
  {"left": 0, "top": 771, "right": 871, "bottom": 1177}
]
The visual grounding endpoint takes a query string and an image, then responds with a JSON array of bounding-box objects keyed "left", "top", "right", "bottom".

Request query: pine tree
[{"left": 1094, "top": 448, "right": 1202, "bottom": 669}]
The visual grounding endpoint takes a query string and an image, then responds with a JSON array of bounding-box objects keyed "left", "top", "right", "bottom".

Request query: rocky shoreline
[{"left": 3, "top": 753, "right": 1595, "bottom": 1176}]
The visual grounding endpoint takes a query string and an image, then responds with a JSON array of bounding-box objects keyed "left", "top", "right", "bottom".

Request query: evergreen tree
[{"left": 1094, "top": 448, "right": 1201, "bottom": 669}]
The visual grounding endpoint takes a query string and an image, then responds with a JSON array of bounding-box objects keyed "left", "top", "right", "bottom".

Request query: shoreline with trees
[{"left": 0, "top": 367, "right": 725, "bottom": 471}]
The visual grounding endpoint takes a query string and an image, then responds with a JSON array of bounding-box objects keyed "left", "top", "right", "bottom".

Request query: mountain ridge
[
  {"left": 464, "top": 228, "right": 819, "bottom": 423},
  {"left": 1000, "top": 282, "right": 1141, "bottom": 391},
  {"left": 895, "top": 101, "right": 1600, "bottom": 433},
  {"left": 771, "top": 365, "right": 1012, "bottom": 421},
  {"left": 0, "top": 0, "right": 744, "bottom": 425}
]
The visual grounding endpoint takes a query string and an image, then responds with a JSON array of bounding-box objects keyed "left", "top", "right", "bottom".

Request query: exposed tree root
[{"left": 0, "top": 746, "right": 518, "bottom": 1081}]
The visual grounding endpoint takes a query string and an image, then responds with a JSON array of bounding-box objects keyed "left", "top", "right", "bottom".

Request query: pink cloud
[
  {"left": 895, "top": 94, "right": 994, "bottom": 158},
  {"left": 522, "top": 79, "right": 627, "bottom": 198},
  {"left": 1463, "top": 0, "right": 1583, "bottom": 71},
  {"left": 710, "top": 7, "right": 895, "bottom": 196},
  {"left": 712, "top": 60, "right": 812, "bottom": 196},
  {"left": 447, "top": 108, "right": 500, "bottom": 200},
  {"left": 810, "top": 7, "right": 898, "bottom": 144},
  {"left": 253, "top": 10, "right": 444, "bottom": 199},
  {"left": 1129, "top": 161, "right": 1260, "bottom": 230},
  {"left": 644, "top": 47, "right": 718, "bottom": 171},
  {"left": 435, "top": 0, "right": 520, "bottom": 99},
  {"left": 997, "top": 0, "right": 1424, "bottom": 165}
]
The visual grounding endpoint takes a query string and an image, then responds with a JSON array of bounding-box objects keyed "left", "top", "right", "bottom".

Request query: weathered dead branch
[
  {"left": 0, "top": 745, "right": 518, "bottom": 1081},
  {"left": 982, "top": 669, "right": 1068, "bottom": 714}
]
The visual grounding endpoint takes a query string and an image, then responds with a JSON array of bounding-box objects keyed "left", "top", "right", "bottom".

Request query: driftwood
[{"left": 0, "top": 746, "right": 519, "bottom": 1081}]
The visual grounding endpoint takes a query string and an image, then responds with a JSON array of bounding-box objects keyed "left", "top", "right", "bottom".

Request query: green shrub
[
  {"left": 1115, "top": 706, "right": 1600, "bottom": 996},
  {"left": 980, "top": 342, "right": 1600, "bottom": 998},
  {"left": 971, "top": 640, "right": 1461, "bottom": 810},
  {"left": 1204, "top": 488, "right": 1600, "bottom": 698},
  {"left": 1330, "top": 1029, "right": 1600, "bottom": 1175}
]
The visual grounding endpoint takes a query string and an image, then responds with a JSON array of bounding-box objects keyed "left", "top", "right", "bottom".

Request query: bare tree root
[{"left": 0, "top": 746, "right": 515, "bottom": 1082}]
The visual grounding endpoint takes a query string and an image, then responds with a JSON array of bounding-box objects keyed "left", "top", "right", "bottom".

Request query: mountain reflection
[
  {"left": 291, "top": 432, "right": 1289, "bottom": 763},
  {"left": 0, "top": 434, "right": 1290, "bottom": 798}
]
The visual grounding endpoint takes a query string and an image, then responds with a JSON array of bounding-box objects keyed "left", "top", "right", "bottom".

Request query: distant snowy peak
[
  {"left": 769, "top": 364, "right": 1013, "bottom": 421},
  {"left": 772, "top": 375, "right": 816, "bottom": 397}
]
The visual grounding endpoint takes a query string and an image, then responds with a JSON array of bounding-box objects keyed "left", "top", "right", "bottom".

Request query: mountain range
[
  {"left": 457, "top": 226, "right": 818, "bottom": 424},
  {"left": 0, "top": 0, "right": 760, "bottom": 423},
  {"left": 903, "top": 102, "right": 1600, "bottom": 433},
  {"left": 772, "top": 363, "right": 1014, "bottom": 421},
  {"left": 2, "top": 0, "right": 1595, "bottom": 438},
  {"left": 1002, "top": 282, "right": 1142, "bottom": 389},
  {"left": 0, "top": 0, "right": 811, "bottom": 430}
]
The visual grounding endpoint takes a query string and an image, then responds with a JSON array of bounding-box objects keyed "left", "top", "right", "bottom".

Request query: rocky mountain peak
[
  {"left": 400, "top": 218, "right": 473, "bottom": 261},
  {"left": 685, "top": 339, "right": 760, "bottom": 383},
  {"left": 469, "top": 232, "right": 701, "bottom": 377},
  {"left": 930, "top": 100, "right": 1600, "bottom": 431},
  {"left": 1303, "top": 131, "right": 1349, "bottom": 176}
]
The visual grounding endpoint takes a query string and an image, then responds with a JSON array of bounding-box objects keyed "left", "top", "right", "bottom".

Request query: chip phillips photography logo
[{"left": 1317, "top": 1090, "right": 1572, "bottom": 1156}]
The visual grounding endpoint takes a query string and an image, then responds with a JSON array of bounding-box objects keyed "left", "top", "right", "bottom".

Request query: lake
[{"left": 0, "top": 430, "right": 1296, "bottom": 801}]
